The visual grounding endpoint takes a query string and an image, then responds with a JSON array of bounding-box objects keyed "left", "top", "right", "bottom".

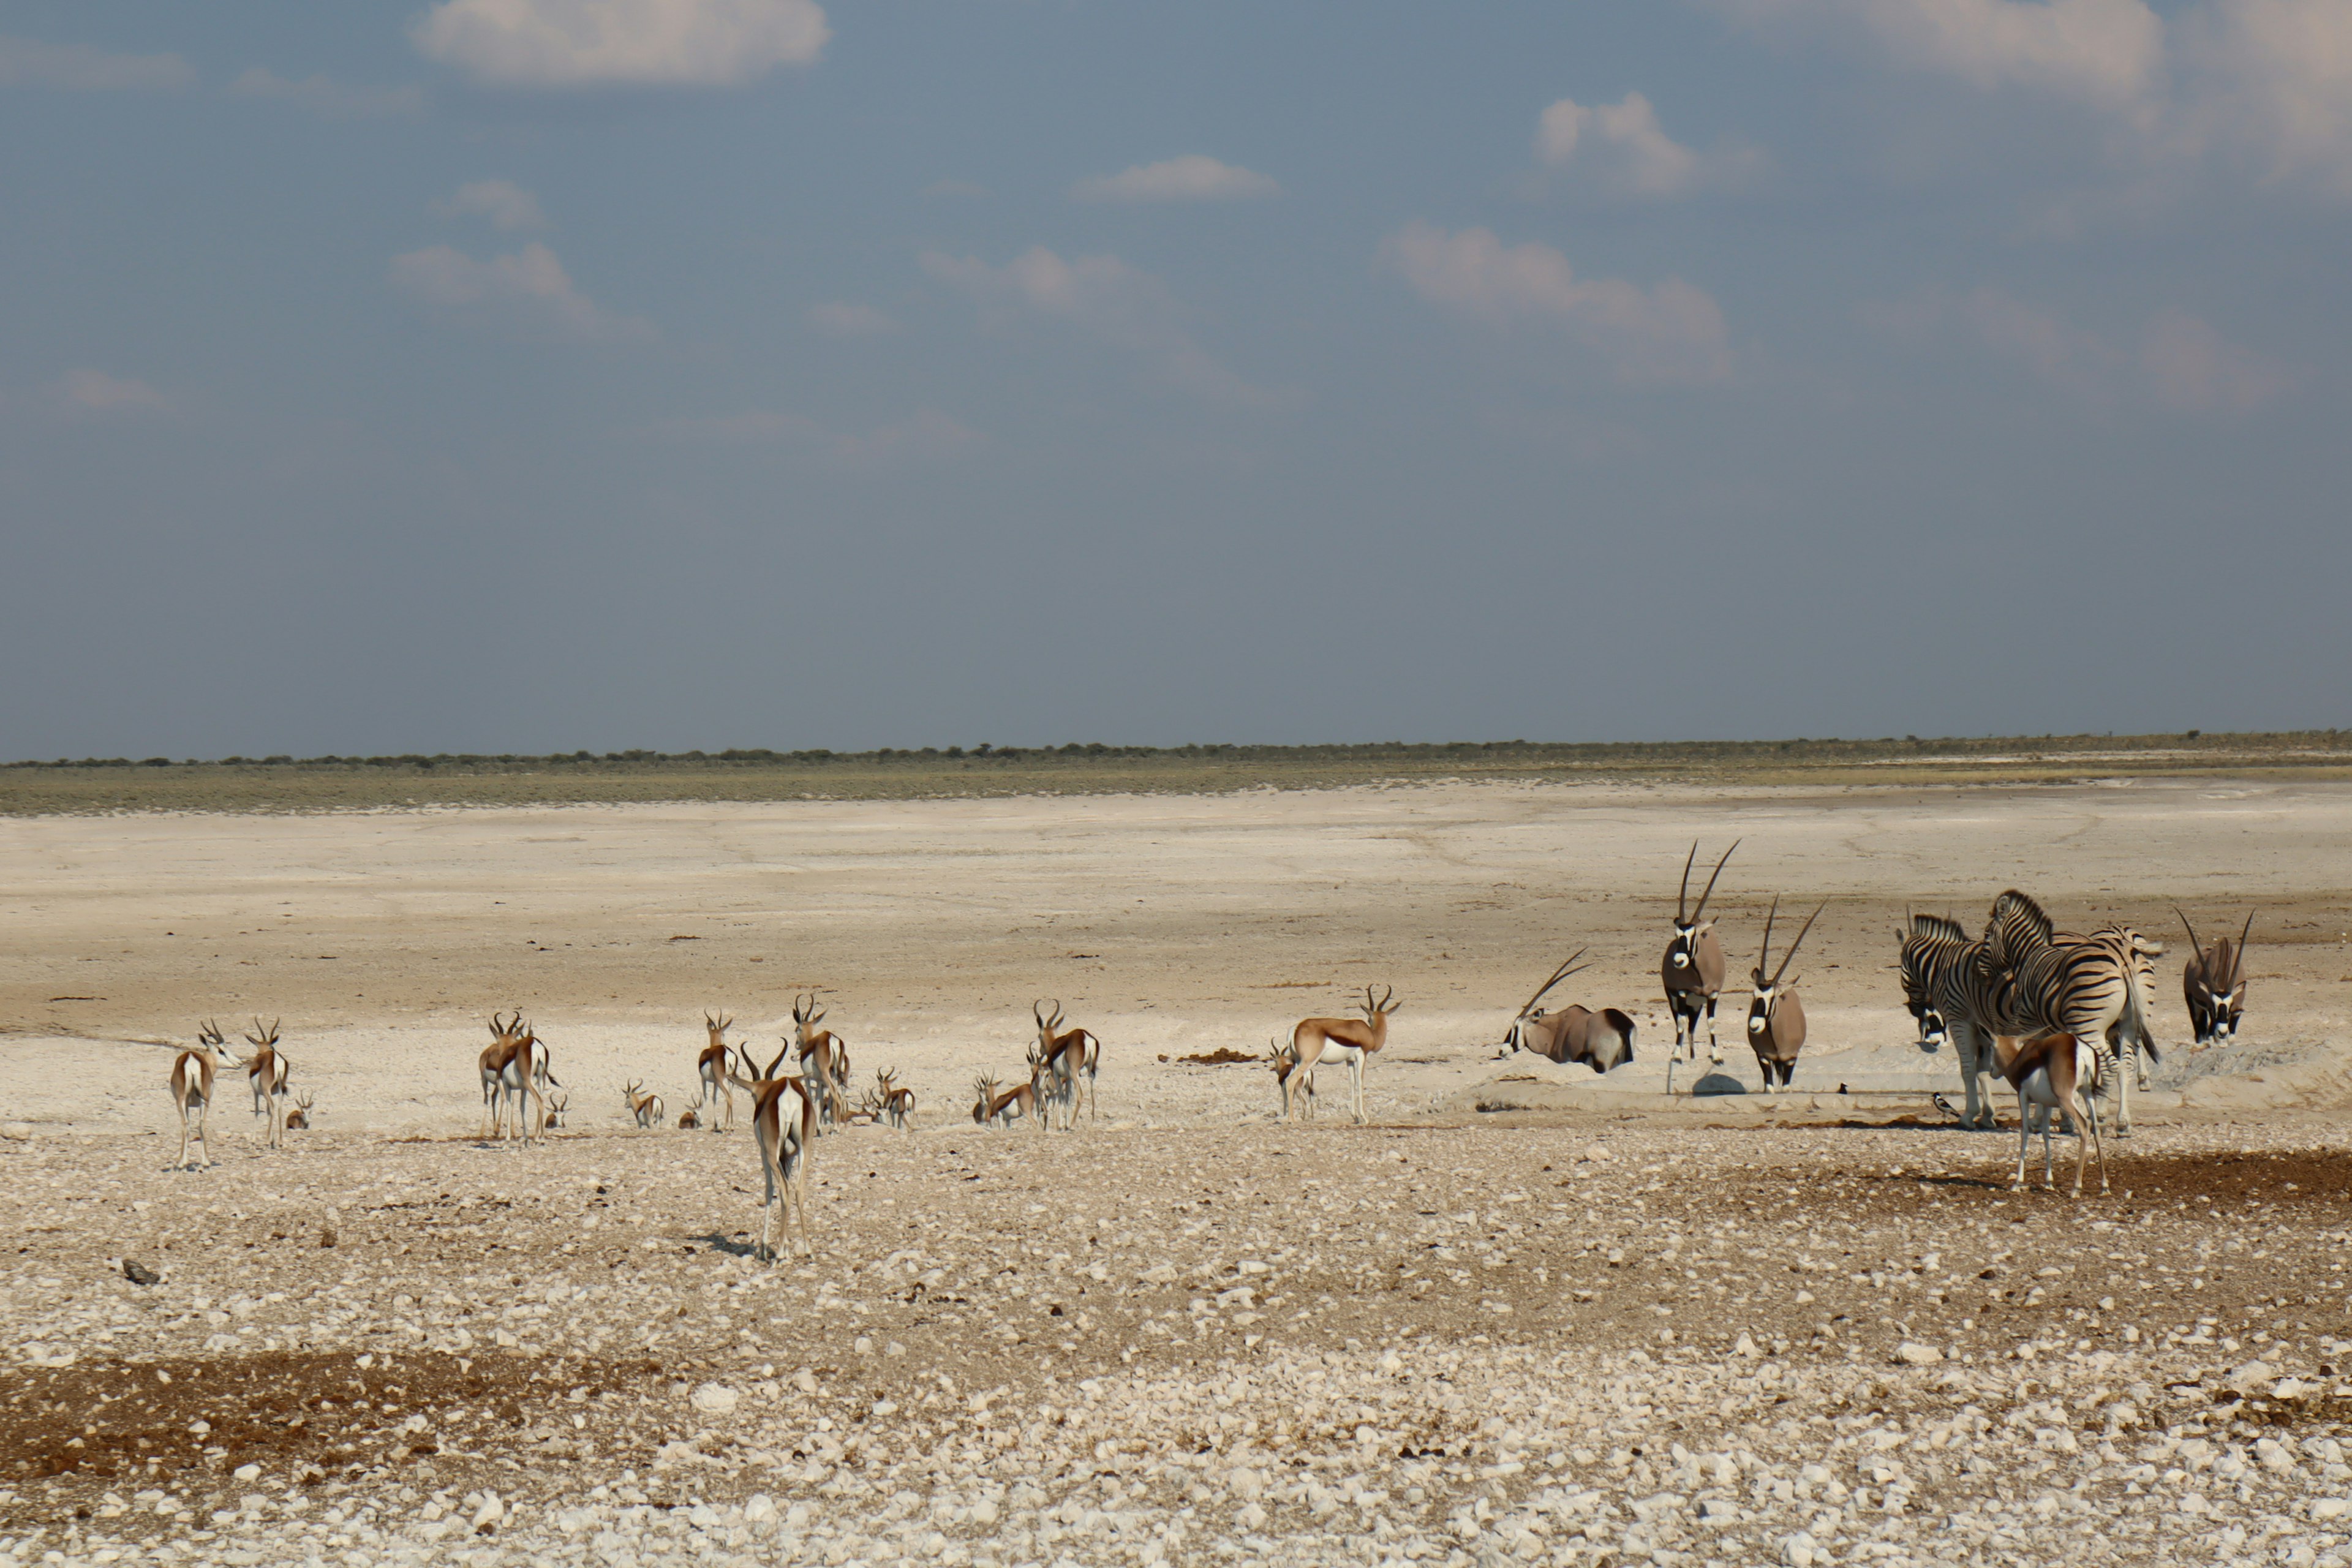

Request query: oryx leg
[{"left": 1704, "top": 995, "right": 1722, "bottom": 1065}]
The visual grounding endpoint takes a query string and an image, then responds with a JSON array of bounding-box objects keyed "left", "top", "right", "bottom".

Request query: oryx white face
[
  {"left": 1668, "top": 920, "right": 1698, "bottom": 969},
  {"left": 1746, "top": 982, "right": 1775, "bottom": 1037}
]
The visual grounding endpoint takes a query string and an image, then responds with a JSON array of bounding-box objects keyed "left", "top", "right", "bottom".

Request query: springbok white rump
[{"left": 1284, "top": 985, "right": 1398, "bottom": 1125}]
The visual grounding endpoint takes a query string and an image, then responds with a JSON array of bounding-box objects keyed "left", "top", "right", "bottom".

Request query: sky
[{"left": 2, "top": 0, "right": 2348, "bottom": 758}]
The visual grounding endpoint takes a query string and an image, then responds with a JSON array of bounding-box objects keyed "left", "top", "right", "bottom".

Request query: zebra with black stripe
[
  {"left": 1898, "top": 911, "right": 2003, "bottom": 1129},
  {"left": 1975, "top": 889, "right": 2162, "bottom": 1137}
]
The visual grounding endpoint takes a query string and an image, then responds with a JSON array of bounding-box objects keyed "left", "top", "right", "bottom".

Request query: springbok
[
  {"left": 1744, "top": 899, "right": 1822, "bottom": 1091},
  {"left": 2177, "top": 908, "right": 2253, "bottom": 1045},
  {"left": 1660, "top": 840, "right": 1738, "bottom": 1092},
  {"left": 1286, "top": 985, "right": 1399, "bottom": 1126},
  {"left": 1502, "top": 950, "right": 1635, "bottom": 1074},
  {"left": 1032, "top": 1000, "right": 1100, "bottom": 1128},
  {"left": 243, "top": 1018, "right": 291, "bottom": 1150},
  {"left": 284, "top": 1091, "right": 315, "bottom": 1131},
  {"left": 544, "top": 1086, "right": 568, "bottom": 1129},
  {"left": 477, "top": 1011, "right": 527, "bottom": 1140},
  {"left": 791, "top": 995, "right": 851, "bottom": 1130},
  {"left": 1266, "top": 1037, "right": 1316, "bottom": 1120},
  {"left": 624, "top": 1079, "right": 665, "bottom": 1128},
  {"left": 678, "top": 1107, "right": 699, "bottom": 1130},
  {"left": 484, "top": 1017, "right": 552, "bottom": 1145},
  {"left": 168, "top": 1020, "right": 243, "bottom": 1170},
  {"left": 875, "top": 1068, "right": 915, "bottom": 1130},
  {"left": 726, "top": 1044, "right": 816, "bottom": 1261},
  {"left": 971, "top": 1053, "right": 1044, "bottom": 1128},
  {"left": 696, "top": 1012, "right": 739, "bottom": 1131},
  {"left": 1994, "top": 1031, "right": 2108, "bottom": 1196}
]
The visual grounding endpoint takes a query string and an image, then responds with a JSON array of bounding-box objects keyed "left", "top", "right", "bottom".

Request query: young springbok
[
  {"left": 243, "top": 1018, "right": 292, "bottom": 1150},
  {"left": 1994, "top": 1031, "right": 2109, "bottom": 1196},
  {"left": 168, "top": 1020, "right": 243, "bottom": 1170},
  {"left": 791, "top": 995, "right": 851, "bottom": 1131},
  {"left": 623, "top": 1080, "right": 665, "bottom": 1129},
  {"left": 1267, "top": 1037, "right": 1317, "bottom": 1121},
  {"left": 727, "top": 1045, "right": 816, "bottom": 1261},
  {"left": 283, "top": 1091, "right": 315, "bottom": 1131},
  {"left": 1286, "top": 985, "right": 1399, "bottom": 1126},
  {"left": 696, "top": 1012, "right": 739, "bottom": 1132},
  {"left": 1032, "top": 1000, "right": 1100, "bottom": 1129}
]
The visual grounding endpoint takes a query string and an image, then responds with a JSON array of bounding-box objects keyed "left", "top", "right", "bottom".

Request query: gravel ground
[{"left": 6, "top": 1112, "right": 2350, "bottom": 1568}]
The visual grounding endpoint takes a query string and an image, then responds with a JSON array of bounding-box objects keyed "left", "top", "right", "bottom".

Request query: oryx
[
  {"left": 1502, "top": 949, "right": 1635, "bottom": 1074},
  {"left": 1744, "top": 897, "right": 1822, "bottom": 1091},
  {"left": 1659, "top": 840, "right": 1738, "bottom": 1091}
]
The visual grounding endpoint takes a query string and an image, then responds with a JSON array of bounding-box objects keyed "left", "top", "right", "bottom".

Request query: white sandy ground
[{"left": 2, "top": 778, "right": 2351, "bottom": 1568}]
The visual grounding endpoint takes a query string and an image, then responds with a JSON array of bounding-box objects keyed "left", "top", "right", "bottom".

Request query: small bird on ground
[
  {"left": 1838, "top": 1083, "right": 1849, "bottom": 1095},
  {"left": 1931, "top": 1092, "right": 1960, "bottom": 1121},
  {"left": 122, "top": 1259, "right": 160, "bottom": 1286}
]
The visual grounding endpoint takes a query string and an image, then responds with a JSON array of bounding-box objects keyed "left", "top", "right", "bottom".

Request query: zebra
[
  {"left": 1973, "top": 890, "right": 2162, "bottom": 1137},
  {"left": 1898, "top": 911, "right": 2003, "bottom": 1129}
]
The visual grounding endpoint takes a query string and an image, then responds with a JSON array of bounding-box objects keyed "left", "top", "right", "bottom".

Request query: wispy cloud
[
  {"left": 412, "top": 0, "right": 830, "bottom": 88},
  {"left": 1071, "top": 156, "right": 1281, "bottom": 203},
  {"left": 228, "top": 68, "right": 424, "bottom": 118},
  {"left": 924, "top": 246, "right": 1291, "bottom": 407},
  {"left": 807, "top": 301, "right": 900, "bottom": 336},
  {"left": 55, "top": 369, "right": 170, "bottom": 413},
  {"left": 1534, "top": 92, "right": 1765, "bottom": 196},
  {"left": 1382, "top": 222, "right": 1734, "bottom": 384},
  {"left": 658, "top": 407, "right": 979, "bottom": 464},
  {"left": 0, "top": 34, "right": 192, "bottom": 91},
  {"left": 1711, "top": 0, "right": 2165, "bottom": 110},
  {"left": 388, "top": 243, "right": 655, "bottom": 344},
  {"left": 435, "top": 179, "right": 549, "bottom": 232}
]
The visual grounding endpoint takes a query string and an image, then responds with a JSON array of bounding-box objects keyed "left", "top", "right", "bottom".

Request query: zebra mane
[
  {"left": 1909, "top": 912, "right": 1969, "bottom": 944},
  {"left": 1984, "top": 889, "right": 2054, "bottom": 967}
]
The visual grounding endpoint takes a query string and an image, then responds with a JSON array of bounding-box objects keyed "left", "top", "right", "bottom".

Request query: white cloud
[
  {"left": 660, "top": 407, "right": 979, "bottom": 464},
  {"left": 2139, "top": 305, "right": 2291, "bottom": 411},
  {"left": 436, "top": 179, "right": 549, "bottom": 231},
  {"left": 412, "top": 0, "right": 829, "bottom": 87},
  {"left": 1070, "top": 156, "right": 1281, "bottom": 203},
  {"left": 1380, "top": 222, "right": 1734, "bottom": 384},
  {"left": 0, "top": 34, "right": 192, "bottom": 91},
  {"left": 1536, "top": 92, "right": 1762, "bottom": 195},
  {"left": 924, "top": 246, "right": 1287, "bottom": 406},
  {"left": 807, "top": 301, "right": 900, "bottom": 336},
  {"left": 1714, "top": 0, "right": 2166, "bottom": 109},
  {"left": 387, "top": 242, "right": 655, "bottom": 344},
  {"left": 2184, "top": 0, "right": 2352, "bottom": 193},
  {"left": 55, "top": 369, "right": 170, "bottom": 413},
  {"left": 227, "top": 68, "right": 424, "bottom": 117}
]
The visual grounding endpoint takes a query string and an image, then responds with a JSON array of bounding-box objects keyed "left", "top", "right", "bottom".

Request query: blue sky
[{"left": 2, "top": 0, "right": 2346, "bottom": 756}]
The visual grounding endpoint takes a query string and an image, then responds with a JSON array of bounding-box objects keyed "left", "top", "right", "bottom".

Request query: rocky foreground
[{"left": 3, "top": 1114, "right": 2348, "bottom": 1567}]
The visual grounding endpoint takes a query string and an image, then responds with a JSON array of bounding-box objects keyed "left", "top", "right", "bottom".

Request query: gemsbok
[
  {"left": 2177, "top": 907, "right": 2253, "bottom": 1045},
  {"left": 168, "top": 1020, "right": 243, "bottom": 1170},
  {"left": 791, "top": 994, "right": 851, "bottom": 1131},
  {"left": 1744, "top": 899, "right": 1822, "bottom": 1091},
  {"left": 1502, "top": 950, "right": 1635, "bottom": 1074},
  {"left": 1286, "top": 985, "right": 1399, "bottom": 1126},
  {"left": 1660, "top": 840, "right": 1738, "bottom": 1092},
  {"left": 243, "top": 1018, "right": 292, "bottom": 1150},
  {"left": 697, "top": 1012, "right": 740, "bottom": 1131},
  {"left": 726, "top": 1045, "right": 816, "bottom": 1261},
  {"left": 1032, "top": 1000, "right": 1100, "bottom": 1129}
]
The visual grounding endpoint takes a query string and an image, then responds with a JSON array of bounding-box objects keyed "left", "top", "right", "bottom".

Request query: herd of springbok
[{"left": 158, "top": 843, "right": 2261, "bottom": 1254}]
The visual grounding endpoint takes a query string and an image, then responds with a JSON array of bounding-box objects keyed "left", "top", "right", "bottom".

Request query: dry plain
[{"left": 3, "top": 777, "right": 2351, "bottom": 1568}]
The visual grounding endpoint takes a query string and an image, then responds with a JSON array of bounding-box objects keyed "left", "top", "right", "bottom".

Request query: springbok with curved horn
[
  {"left": 1032, "top": 1000, "right": 1100, "bottom": 1130},
  {"left": 1745, "top": 899, "right": 1822, "bottom": 1091},
  {"left": 971, "top": 1058, "right": 1039, "bottom": 1128},
  {"left": 477, "top": 1011, "right": 526, "bottom": 1140},
  {"left": 243, "top": 1018, "right": 291, "bottom": 1150},
  {"left": 1266, "top": 1036, "right": 1316, "bottom": 1120},
  {"left": 2177, "top": 908, "right": 2253, "bottom": 1045},
  {"left": 620, "top": 1080, "right": 663, "bottom": 1128},
  {"left": 1502, "top": 949, "right": 1636, "bottom": 1074},
  {"left": 1286, "top": 985, "right": 1399, "bottom": 1126},
  {"left": 1660, "top": 840, "right": 1738, "bottom": 1092},
  {"left": 284, "top": 1090, "right": 315, "bottom": 1131},
  {"left": 726, "top": 1043, "right": 816, "bottom": 1261},
  {"left": 168, "top": 1020, "right": 244, "bottom": 1170},
  {"left": 697, "top": 1011, "right": 739, "bottom": 1132},
  {"left": 875, "top": 1068, "right": 915, "bottom": 1131},
  {"left": 485, "top": 1017, "right": 552, "bottom": 1145},
  {"left": 791, "top": 994, "right": 851, "bottom": 1131}
]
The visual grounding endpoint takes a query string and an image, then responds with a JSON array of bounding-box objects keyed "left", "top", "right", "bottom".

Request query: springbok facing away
[
  {"left": 1745, "top": 899, "right": 1822, "bottom": 1092},
  {"left": 486, "top": 1019, "right": 551, "bottom": 1146},
  {"left": 875, "top": 1068, "right": 916, "bottom": 1131},
  {"left": 697, "top": 1012, "right": 739, "bottom": 1132},
  {"left": 1993, "top": 1031, "right": 2108, "bottom": 1196},
  {"left": 2177, "top": 908, "right": 2253, "bottom": 1045},
  {"left": 620, "top": 1081, "right": 668, "bottom": 1128},
  {"left": 1032, "top": 1000, "right": 1101, "bottom": 1129},
  {"left": 1660, "top": 840, "right": 1738, "bottom": 1093},
  {"left": 791, "top": 995, "right": 851, "bottom": 1131},
  {"left": 283, "top": 1091, "right": 314, "bottom": 1132},
  {"left": 678, "top": 1107, "right": 699, "bottom": 1130},
  {"left": 1502, "top": 949, "right": 1635, "bottom": 1075},
  {"left": 1287, "top": 985, "right": 1400, "bottom": 1126},
  {"left": 1266, "top": 1037, "right": 1316, "bottom": 1121},
  {"left": 477, "top": 1011, "right": 527, "bottom": 1140},
  {"left": 243, "top": 1018, "right": 290, "bottom": 1150},
  {"left": 168, "top": 1020, "right": 244, "bottom": 1170},
  {"left": 726, "top": 1045, "right": 816, "bottom": 1262}
]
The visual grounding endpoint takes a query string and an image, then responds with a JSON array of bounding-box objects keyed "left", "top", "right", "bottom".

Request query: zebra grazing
[
  {"left": 1974, "top": 890, "right": 2162, "bottom": 1138},
  {"left": 1898, "top": 911, "right": 2003, "bottom": 1129}
]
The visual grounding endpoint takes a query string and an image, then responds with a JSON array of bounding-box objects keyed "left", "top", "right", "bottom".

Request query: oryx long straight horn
[
  {"left": 2177, "top": 906, "right": 2253, "bottom": 1044},
  {"left": 1502, "top": 948, "right": 1635, "bottom": 1075},
  {"left": 1745, "top": 897, "right": 1821, "bottom": 1092},
  {"left": 1660, "top": 839, "right": 1737, "bottom": 1090}
]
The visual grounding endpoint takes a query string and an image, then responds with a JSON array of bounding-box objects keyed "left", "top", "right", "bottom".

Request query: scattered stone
[{"left": 690, "top": 1382, "right": 740, "bottom": 1416}]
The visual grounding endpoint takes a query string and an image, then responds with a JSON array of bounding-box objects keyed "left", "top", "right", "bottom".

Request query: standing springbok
[
  {"left": 168, "top": 1020, "right": 243, "bottom": 1170},
  {"left": 791, "top": 994, "right": 851, "bottom": 1131},
  {"left": 1267, "top": 1037, "right": 1316, "bottom": 1120},
  {"left": 875, "top": 1068, "right": 915, "bottom": 1130},
  {"left": 1994, "top": 1031, "right": 2108, "bottom": 1196},
  {"left": 1502, "top": 950, "right": 1636, "bottom": 1074},
  {"left": 1744, "top": 899, "right": 1822, "bottom": 1092},
  {"left": 1031, "top": 1001, "right": 1100, "bottom": 1129},
  {"left": 697, "top": 1012, "right": 740, "bottom": 1132},
  {"left": 2177, "top": 908, "right": 2253, "bottom": 1045},
  {"left": 623, "top": 1080, "right": 664, "bottom": 1128},
  {"left": 1286, "top": 985, "right": 1399, "bottom": 1126},
  {"left": 727, "top": 1045, "right": 816, "bottom": 1261},
  {"left": 1660, "top": 840, "right": 1738, "bottom": 1092},
  {"left": 243, "top": 1018, "right": 292, "bottom": 1150},
  {"left": 483, "top": 1016, "right": 552, "bottom": 1146},
  {"left": 477, "top": 1011, "right": 527, "bottom": 1140}
]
